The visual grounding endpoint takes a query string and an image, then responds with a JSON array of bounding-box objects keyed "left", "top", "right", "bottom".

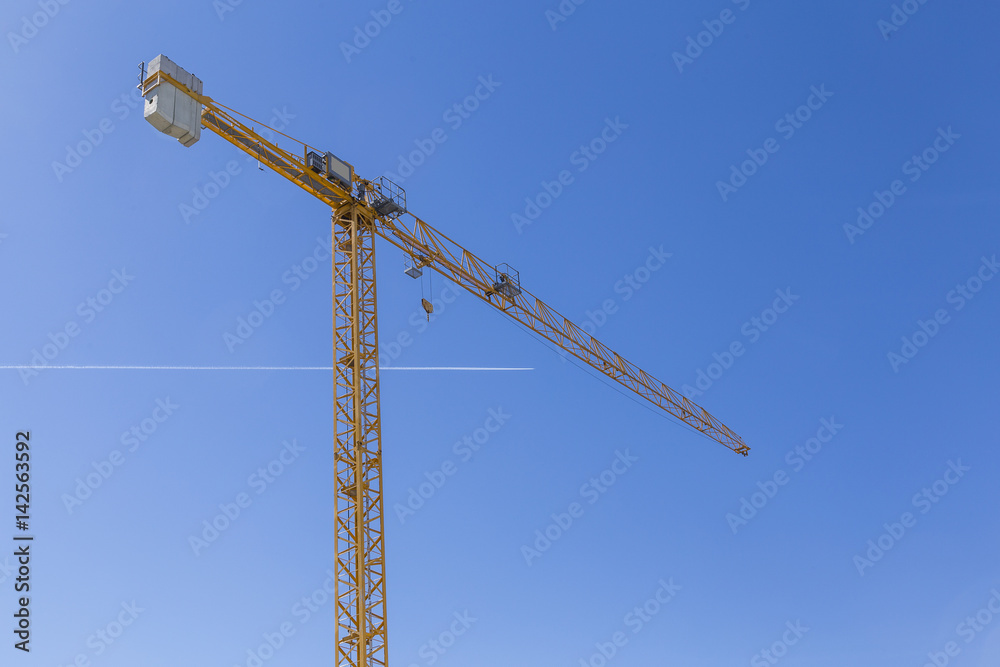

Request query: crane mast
[
  {"left": 140, "top": 55, "right": 748, "bottom": 667},
  {"left": 333, "top": 199, "right": 387, "bottom": 667}
]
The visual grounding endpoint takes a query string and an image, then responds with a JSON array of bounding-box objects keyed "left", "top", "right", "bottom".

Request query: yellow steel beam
[
  {"left": 145, "top": 75, "right": 750, "bottom": 454},
  {"left": 333, "top": 202, "right": 387, "bottom": 667}
]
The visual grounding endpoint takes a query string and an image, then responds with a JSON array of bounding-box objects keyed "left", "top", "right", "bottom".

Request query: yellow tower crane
[{"left": 140, "top": 54, "right": 749, "bottom": 667}]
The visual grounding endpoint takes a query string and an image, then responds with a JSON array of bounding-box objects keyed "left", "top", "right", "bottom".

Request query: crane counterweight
[{"left": 142, "top": 55, "right": 203, "bottom": 147}]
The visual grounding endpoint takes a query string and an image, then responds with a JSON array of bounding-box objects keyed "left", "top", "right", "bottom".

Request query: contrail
[{"left": 0, "top": 365, "right": 532, "bottom": 372}]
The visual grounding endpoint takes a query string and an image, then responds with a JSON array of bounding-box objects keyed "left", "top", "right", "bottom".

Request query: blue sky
[{"left": 2, "top": 0, "right": 999, "bottom": 665}]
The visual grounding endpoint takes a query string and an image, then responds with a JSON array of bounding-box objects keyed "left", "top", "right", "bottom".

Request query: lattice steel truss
[{"left": 333, "top": 203, "right": 387, "bottom": 667}]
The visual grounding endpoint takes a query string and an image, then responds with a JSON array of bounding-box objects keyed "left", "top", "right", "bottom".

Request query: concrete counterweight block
[{"left": 143, "top": 54, "right": 203, "bottom": 147}]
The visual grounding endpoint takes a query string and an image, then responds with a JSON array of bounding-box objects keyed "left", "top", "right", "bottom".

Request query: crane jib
[{"left": 201, "top": 111, "right": 350, "bottom": 205}]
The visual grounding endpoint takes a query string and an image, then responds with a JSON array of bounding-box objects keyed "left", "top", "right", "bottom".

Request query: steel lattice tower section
[{"left": 333, "top": 201, "right": 388, "bottom": 667}]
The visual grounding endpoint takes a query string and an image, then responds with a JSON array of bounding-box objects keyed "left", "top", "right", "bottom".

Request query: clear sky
[{"left": 2, "top": 1, "right": 999, "bottom": 665}]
